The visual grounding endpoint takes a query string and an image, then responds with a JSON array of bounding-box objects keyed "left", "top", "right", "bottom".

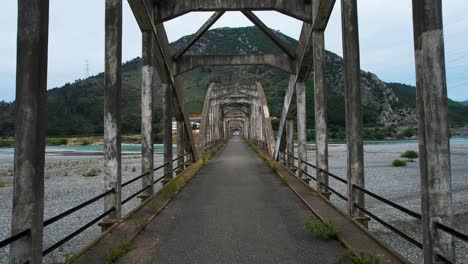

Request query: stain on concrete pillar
[
  {"left": 10, "top": 1, "right": 49, "bottom": 262},
  {"left": 103, "top": 0, "right": 123, "bottom": 221}
]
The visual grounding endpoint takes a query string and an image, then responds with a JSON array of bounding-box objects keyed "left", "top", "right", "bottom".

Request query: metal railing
[
  {"left": 0, "top": 151, "right": 194, "bottom": 257},
  {"left": 277, "top": 151, "right": 468, "bottom": 263}
]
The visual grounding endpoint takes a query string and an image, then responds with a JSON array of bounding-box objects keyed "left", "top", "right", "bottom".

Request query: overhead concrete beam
[
  {"left": 174, "top": 54, "right": 296, "bottom": 76},
  {"left": 173, "top": 11, "right": 225, "bottom": 59},
  {"left": 154, "top": 0, "right": 313, "bottom": 22}
]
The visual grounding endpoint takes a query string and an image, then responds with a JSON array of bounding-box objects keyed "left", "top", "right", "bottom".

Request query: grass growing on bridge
[
  {"left": 400, "top": 150, "right": 418, "bottom": 159},
  {"left": 106, "top": 242, "right": 134, "bottom": 264},
  {"left": 304, "top": 219, "right": 340, "bottom": 240},
  {"left": 336, "top": 250, "right": 381, "bottom": 264}
]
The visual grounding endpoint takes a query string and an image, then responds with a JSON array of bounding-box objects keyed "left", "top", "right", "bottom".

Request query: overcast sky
[{"left": 1, "top": 1, "right": 467, "bottom": 102}]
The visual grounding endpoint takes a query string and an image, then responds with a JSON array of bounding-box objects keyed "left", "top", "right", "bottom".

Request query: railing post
[
  {"left": 286, "top": 119, "right": 294, "bottom": 170},
  {"left": 163, "top": 83, "right": 174, "bottom": 184},
  {"left": 10, "top": 1, "right": 49, "bottom": 262},
  {"left": 341, "top": 0, "right": 366, "bottom": 224},
  {"left": 412, "top": 0, "right": 454, "bottom": 262},
  {"left": 176, "top": 120, "right": 185, "bottom": 173},
  {"left": 140, "top": 31, "right": 154, "bottom": 199},
  {"left": 296, "top": 82, "right": 308, "bottom": 182},
  {"left": 313, "top": 29, "right": 330, "bottom": 198},
  {"left": 103, "top": 0, "right": 122, "bottom": 224}
]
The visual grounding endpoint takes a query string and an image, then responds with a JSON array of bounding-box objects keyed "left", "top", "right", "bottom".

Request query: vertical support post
[
  {"left": 341, "top": 0, "right": 365, "bottom": 220},
  {"left": 10, "top": 1, "right": 49, "bottom": 262},
  {"left": 177, "top": 121, "right": 185, "bottom": 173},
  {"left": 286, "top": 120, "right": 294, "bottom": 170},
  {"left": 163, "top": 83, "right": 173, "bottom": 183},
  {"left": 103, "top": 0, "right": 122, "bottom": 221},
  {"left": 412, "top": 0, "right": 454, "bottom": 262},
  {"left": 296, "top": 82, "right": 308, "bottom": 181},
  {"left": 141, "top": 31, "right": 154, "bottom": 198},
  {"left": 313, "top": 30, "right": 329, "bottom": 196}
]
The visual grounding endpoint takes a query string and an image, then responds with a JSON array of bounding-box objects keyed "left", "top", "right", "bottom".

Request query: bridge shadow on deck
[{"left": 118, "top": 136, "right": 344, "bottom": 264}]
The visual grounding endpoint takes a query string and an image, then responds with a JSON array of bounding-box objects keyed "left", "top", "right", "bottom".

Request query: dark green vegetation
[
  {"left": 401, "top": 150, "right": 418, "bottom": 159},
  {"left": 106, "top": 242, "right": 134, "bottom": 264},
  {"left": 392, "top": 159, "right": 408, "bottom": 167},
  {"left": 336, "top": 250, "right": 381, "bottom": 264},
  {"left": 388, "top": 83, "right": 468, "bottom": 127},
  {"left": 304, "top": 219, "right": 340, "bottom": 240},
  {"left": 1, "top": 27, "right": 467, "bottom": 139}
]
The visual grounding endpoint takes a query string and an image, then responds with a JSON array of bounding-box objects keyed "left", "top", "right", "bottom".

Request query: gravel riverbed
[
  {"left": 303, "top": 142, "right": 468, "bottom": 263},
  {"left": 0, "top": 150, "right": 176, "bottom": 263},
  {"left": 0, "top": 142, "right": 467, "bottom": 263}
]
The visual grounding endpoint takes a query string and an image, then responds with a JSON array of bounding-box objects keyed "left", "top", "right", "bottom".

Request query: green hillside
[
  {"left": 1, "top": 27, "right": 467, "bottom": 139},
  {"left": 387, "top": 82, "right": 468, "bottom": 127}
]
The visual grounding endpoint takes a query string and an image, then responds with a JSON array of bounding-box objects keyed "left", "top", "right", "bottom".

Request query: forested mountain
[{"left": 0, "top": 26, "right": 467, "bottom": 138}]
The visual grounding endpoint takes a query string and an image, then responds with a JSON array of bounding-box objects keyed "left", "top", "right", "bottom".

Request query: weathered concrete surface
[
  {"left": 296, "top": 82, "right": 307, "bottom": 180},
  {"left": 141, "top": 31, "right": 154, "bottom": 197},
  {"left": 175, "top": 54, "right": 296, "bottom": 76},
  {"left": 341, "top": 0, "right": 365, "bottom": 218},
  {"left": 10, "top": 1, "right": 49, "bottom": 262},
  {"left": 242, "top": 11, "right": 295, "bottom": 59},
  {"left": 312, "top": 30, "right": 329, "bottom": 194},
  {"left": 163, "top": 83, "right": 173, "bottom": 182},
  {"left": 256, "top": 82, "right": 276, "bottom": 155},
  {"left": 103, "top": 0, "right": 123, "bottom": 220},
  {"left": 154, "top": 0, "right": 313, "bottom": 22},
  {"left": 117, "top": 137, "right": 344, "bottom": 263},
  {"left": 412, "top": 0, "right": 454, "bottom": 262},
  {"left": 286, "top": 119, "right": 295, "bottom": 170}
]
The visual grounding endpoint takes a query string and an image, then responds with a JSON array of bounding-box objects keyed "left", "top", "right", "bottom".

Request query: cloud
[{"left": 0, "top": 1, "right": 467, "bottom": 102}]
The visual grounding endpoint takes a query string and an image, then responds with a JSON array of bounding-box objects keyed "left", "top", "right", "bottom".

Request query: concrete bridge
[{"left": 2, "top": 0, "right": 468, "bottom": 263}]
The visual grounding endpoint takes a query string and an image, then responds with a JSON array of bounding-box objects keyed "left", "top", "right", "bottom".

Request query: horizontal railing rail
[
  {"left": 279, "top": 152, "right": 429, "bottom": 256},
  {"left": 0, "top": 156, "right": 179, "bottom": 257}
]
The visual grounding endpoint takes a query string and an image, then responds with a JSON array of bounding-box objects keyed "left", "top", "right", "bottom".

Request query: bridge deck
[{"left": 117, "top": 137, "right": 344, "bottom": 263}]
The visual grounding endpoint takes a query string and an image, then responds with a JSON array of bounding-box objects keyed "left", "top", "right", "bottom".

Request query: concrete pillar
[
  {"left": 412, "top": 0, "right": 454, "bottom": 262},
  {"left": 341, "top": 0, "right": 365, "bottom": 219},
  {"left": 177, "top": 121, "right": 185, "bottom": 172},
  {"left": 163, "top": 83, "right": 173, "bottom": 183},
  {"left": 286, "top": 120, "right": 294, "bottom": 170},
  {"left": 10, "top": 1, "right": 49, "bottom": 262},
  {"left": 141, "top": 31, "right": 154, "bottom": 198},
  {"left": 103, "top": 0, "right": 122, "bottom": 221},
  {"left": 296, "top": 82, "right": 308, "bottom": 180},
  {"left": 313, "top": 30, "right": 329, "bottom": 195}
]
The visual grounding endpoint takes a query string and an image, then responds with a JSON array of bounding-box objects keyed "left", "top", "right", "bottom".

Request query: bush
[
  {"left": 304, "top": 219, "right": 340, "bottom": 240},
  {"left": 0, "top": 138, "right": 13, "bottom": 147},
  {"left": 47, "top": 138, "right": 68, "bottom": 146},
  {"left": 401, "top": 150, "right": 418, "bottom": 159},
  {"left": 84, "top": 168, "right": 101, "bottom": 177},
  {"left": 392, "top": 159, "right": 407, "bottom": 167}
]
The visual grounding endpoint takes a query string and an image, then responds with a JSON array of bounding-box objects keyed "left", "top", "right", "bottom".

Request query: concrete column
[
  {"left": 286, "top": 120, "right": 294, "bottom": 170},
  {"left": 103, "top": 0, "right": 122, "bottom": 221},
  {"left": 141, "top": 31, "right": 154, "bottom": 198},
  {"left": 296, "top": 82, "right": 307, "bottom": 180},
  {"left": 10, "top": 1, "right": 49, "bottom": 262},
  {"left": 313, "top": 30, "right": 329, "bottom": 195},
  {"left": 341, "top": 0, "right": 365, "bottom": 219},
  {"left": 412, "top": 0, "right": 454, "bottom": 262},
  {"left": 163, "top": 83, "right": 173, "bottom": 183},
  {"left": 177, "top": 121, "right": 185, "bottom": 172}
]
